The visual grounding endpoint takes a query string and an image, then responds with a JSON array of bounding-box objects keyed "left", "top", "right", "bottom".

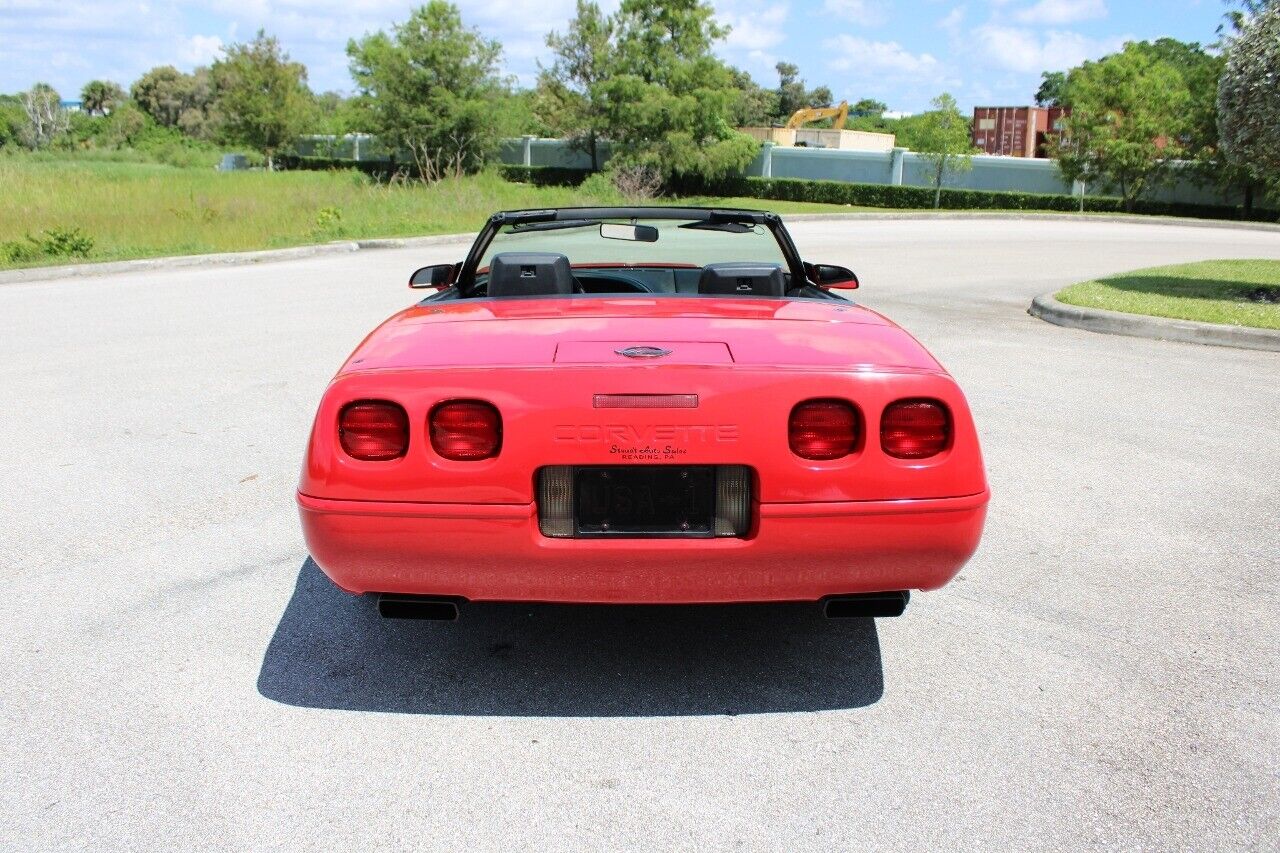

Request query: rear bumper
[{"left": 298, "top": 490, "right": 988, "bottom": 604}]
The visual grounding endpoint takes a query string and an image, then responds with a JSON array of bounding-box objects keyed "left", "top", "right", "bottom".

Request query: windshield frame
[{"left": 455, "top": 206, "right": 807, "bottom": 297}]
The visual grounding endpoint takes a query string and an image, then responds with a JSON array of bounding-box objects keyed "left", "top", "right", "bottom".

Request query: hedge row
[
  {"left": 278, "top": 155, "right": 594, "bottom": 188},
  {"left": 278, "top": 155, "right": 1274, "bottom": 222},
  {"left": 277, "top": 154, "right": 404, "bottom": 179},
  {"left": 733, "top": 176, "right": 1277, "bottom": 222},
  {"left": 497, "top": 165, "right": 592, "bottom": 186}
]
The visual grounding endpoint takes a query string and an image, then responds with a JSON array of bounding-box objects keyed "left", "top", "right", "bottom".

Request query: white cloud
[
  {"left": 970, "top": 24, "right": 1124, "bottom": 73},
  {"left": 180, "top": 35, "right": 224, "bottom": 65},
  {"left": 824, "top": 35, "right": 941, "bottom": 76},
  {"left": 1011, "top": 0, "right": 1107, "bottom": 26},
  {"left": 717, "top": 1, "right": 789, "bottom": 51},
  {"left": 822, "top": 0, "right": 887, "bottom": 26},
  {"left": 938, "top": 5, "right": 965, "bottom": 33},
  {"left": 712, "top": 0, "right": 788, "bottom": 79}
]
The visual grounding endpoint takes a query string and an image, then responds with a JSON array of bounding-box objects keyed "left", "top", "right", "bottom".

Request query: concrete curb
[
  {"left": 0, "top": 242, "right": 360, "bottom": 285},
  {"left": 1028, "top": 291, "right": 1280, "bottom": 352},
  {"left": 0, "top": 233, "right": 477, "bottom": 286},
  {"left": 4, "top": 211, "right": 1278, "bottom": 286},
  {"left": 354, "top": 234, "right": 476, "bottom": 250}
]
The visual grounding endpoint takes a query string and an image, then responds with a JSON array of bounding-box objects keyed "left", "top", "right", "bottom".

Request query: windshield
[{"left": 478, "top": 218, "right": 789, "bottom": 270}]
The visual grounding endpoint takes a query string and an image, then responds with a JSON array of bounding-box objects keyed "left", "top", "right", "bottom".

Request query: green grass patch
[
  {"left": 0, "top": 155, "right": 874, "bottom": 270},
  {"left": 1055, "top": 259, "right": 1280, "bottom": 330}
]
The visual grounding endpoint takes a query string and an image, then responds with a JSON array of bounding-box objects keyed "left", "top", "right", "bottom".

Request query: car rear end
[{"left": 297, "top": 299, "right": 989, "bottom": 608}]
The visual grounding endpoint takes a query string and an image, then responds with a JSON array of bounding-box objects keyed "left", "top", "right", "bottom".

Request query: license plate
[{"left": 573, "top": 466, "right": 716, "bottom": 536}]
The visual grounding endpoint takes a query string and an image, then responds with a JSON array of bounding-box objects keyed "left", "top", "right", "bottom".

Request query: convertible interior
[{"left": 480, "top": 252, "right": 821, "bottom": 299}]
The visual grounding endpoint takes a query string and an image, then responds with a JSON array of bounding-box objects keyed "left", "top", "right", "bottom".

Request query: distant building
[
  {"left": 971, "top": 106, "right": 1070, "bottom": 158},
  {"left": 59, "top": 100, "right": 83, "bottom": 112},
  {"left": 882, "top": 110, "right": 914, "bottom": 120}
]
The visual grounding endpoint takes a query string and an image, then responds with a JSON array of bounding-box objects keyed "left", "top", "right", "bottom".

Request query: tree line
[
  {"left": 2, "top": 0, "right": 1278, "bottom": 211},
  {"left": 1037, "top": 3, "right": 1280, "bottom": 211}
]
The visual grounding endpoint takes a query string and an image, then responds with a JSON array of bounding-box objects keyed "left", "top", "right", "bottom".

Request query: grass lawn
[
  {"left": 0, "top": 156, "right": 878, "bottom": 270},
  {"left": 1055, "top": 260, "right": 1280, "bottom": 330}
]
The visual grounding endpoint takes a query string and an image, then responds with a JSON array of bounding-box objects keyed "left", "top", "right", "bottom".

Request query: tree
[
  {"left": 348, "top": 2, "right": 509, "bottom": 181},
  {"left": 0, "top": 95, "right": 26, "bottom": 147},
  {"left": 595, "top": 0, "right": 758, "bottom": 186},
  {"left": 20, "top": 83, "right": 68, "bottom": 149},
  {"left": 1053, "top": 42, "right": 1191, "bottom": 211},
  {"left": 1219, "top": 3, "right": 1280, "bottom": 193},
  {"left": 729, "top": 67, "right": 778, "bottom": 126},
  {"left": 130, "top": 66, "right": 217, "bottom": 132},
  {"left": 211, "top": 31, "right": 313, "bottom": 168},
  {"left": 540, "top": 0, "right": 614, "bottom": 167},
  {"left": 313, "top": 91, "right": 370, "bottom": 136},
  {"left": 131, "top": 66, "right": 190, "bottom": 127},
  {"left": 1034, "top": 71, "right": 1065, "bottom": 107},
  {"left": 851, "top": 98, "right": 887, "bottom": 118},
  {"left": 80, "top": 80, "right": 125, "bottom": 116},
  {"left": 774, "top": 61, "right": 830, "bottom": 121},
  {"left": 914, "top": 93, "right": 974, "bottom": 208}
]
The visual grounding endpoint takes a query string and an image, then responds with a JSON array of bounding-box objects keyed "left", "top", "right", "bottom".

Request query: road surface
[{"left": 1, "top": 217, "right": 1277, "bottom": 850}]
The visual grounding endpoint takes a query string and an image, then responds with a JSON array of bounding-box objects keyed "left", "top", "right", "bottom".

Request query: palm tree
[{"left": 80, "top": 80, "right": 125, "bottom": 116}]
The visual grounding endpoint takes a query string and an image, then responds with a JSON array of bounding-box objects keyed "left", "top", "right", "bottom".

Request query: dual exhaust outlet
[{"left": 376, "top": 591, "right": 909, "bottom": 621}]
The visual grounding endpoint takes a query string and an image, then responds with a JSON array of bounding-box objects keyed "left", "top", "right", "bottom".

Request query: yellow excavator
[{"left": 784, "top": 100, "right": 849, "bottom": 130}]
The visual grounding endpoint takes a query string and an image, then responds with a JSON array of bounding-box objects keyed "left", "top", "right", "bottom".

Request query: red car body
[{"left": 298, "top": 208, "right": 988, "bottom": 613}]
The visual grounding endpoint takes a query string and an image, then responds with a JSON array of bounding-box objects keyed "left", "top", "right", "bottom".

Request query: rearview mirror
[
  {"left": 806, "top": 262, "right": 859, "bottom": 289},
  {"left": 409, "top": 263, "right": 458, "bottom": 289},
  {"left": 600, "top": 223, "right": 659, "bottom": 243}
]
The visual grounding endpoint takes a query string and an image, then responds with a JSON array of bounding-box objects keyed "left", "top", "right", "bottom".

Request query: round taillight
[
  {"left": 339, "top": 401, "right": 409, "bottom": 461},
  {"left": 789, "top": 399, "right": 858, "bottom": 460},
  {"left": 430, "top": 401, "right": 502, "bottom": 461},
  {"left": 881, "top": 400, "right": 950, "bottom": 459}
]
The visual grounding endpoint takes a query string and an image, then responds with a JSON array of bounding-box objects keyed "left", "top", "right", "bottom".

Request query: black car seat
[
  {"left": 697, "top": 262, "right": 786, "bottom": 297},
  {"left": 487, "top": 252, "right": 574, "bottom": 297}
]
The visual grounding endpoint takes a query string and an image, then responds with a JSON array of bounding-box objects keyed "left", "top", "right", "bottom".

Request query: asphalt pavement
[{"left": 1, "top": 217, "right": 1277, "bottom": 851}]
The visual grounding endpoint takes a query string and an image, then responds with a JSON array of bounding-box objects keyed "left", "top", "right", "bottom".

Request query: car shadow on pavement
[{"left": 257, "top": 559, "right": 884, "bottom": 717}]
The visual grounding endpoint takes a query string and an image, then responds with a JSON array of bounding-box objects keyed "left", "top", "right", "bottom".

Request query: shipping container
[{"left": 971, "top": 106, "right": 1069, "bottom": 158}]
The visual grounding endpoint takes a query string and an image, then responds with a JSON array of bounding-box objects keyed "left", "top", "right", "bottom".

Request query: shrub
[
  {"left": 1, "top": 240, "right": 41, "bottom": 264},
  {"left": 610, "top": 165, "right": 663, "bottom": 201},
  {"left": 497, "top": 164, "right": 591, "bottom": 187},
  {"left": 577, "top": 171, "right": 622, "bottom": 202},
  {"left": 1, "top": 226, "right": 95, "bottom": 265},
  {"left": 36, "top": 226, "right": 95, "bottom": 257},
  {"left": 315, "top": 206, "right": 342, "bottom": 229}
]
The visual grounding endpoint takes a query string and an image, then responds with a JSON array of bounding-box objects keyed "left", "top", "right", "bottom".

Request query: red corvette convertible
[{"left": 298, "top": 207, "right": 988, "bottom": 619}]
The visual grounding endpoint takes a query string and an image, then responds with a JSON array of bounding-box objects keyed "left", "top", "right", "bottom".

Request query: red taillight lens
[
  {"left": 430, "top": 401, "right": 502, "bottom": 461},
  {"left": 789, "top": 399, "right": 858, "bottom": 460},
  {"left": 339, "top": 401, "right": 409, "bottom": 461},
  {"left": 881, "top": 400, "right": 950, "bottom": 459}
]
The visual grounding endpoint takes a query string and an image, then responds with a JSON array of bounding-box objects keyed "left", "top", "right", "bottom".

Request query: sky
[{"left": 0, "top": 0, "right": 1232, "bottom": 112}]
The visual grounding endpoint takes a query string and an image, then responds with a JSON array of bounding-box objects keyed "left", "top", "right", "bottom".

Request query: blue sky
[{"left": 0, "top": 0, "right": 1230, "bottom": 112}]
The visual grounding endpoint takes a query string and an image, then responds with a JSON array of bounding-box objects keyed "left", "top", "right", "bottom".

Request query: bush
[
  {"left": 1, "top": 240, "right": 41, "bottom": 264},
  {"left": 497, "top": 164, "right": 591, "bottom": 187},
  {"left": 2, "top": 226, "right": 95, "bottom": 264},
  {"left": 576, "top": 171, "right": 622, "bottom": 202},
  {"left": 36, "top": 226, "right": 95, "bottom": 257},
  {"left": 276, "top": 153, "right": 406, "bottom": 181}
]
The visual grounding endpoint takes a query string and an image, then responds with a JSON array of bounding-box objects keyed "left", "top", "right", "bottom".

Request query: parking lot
[{"left": 2, "top": 217, "right": 1277, "bottom": 850}]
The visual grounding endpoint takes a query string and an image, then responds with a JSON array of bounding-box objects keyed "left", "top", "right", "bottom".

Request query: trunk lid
[{"left": 343, "top": 296, "right": 941, "bottom": 373}]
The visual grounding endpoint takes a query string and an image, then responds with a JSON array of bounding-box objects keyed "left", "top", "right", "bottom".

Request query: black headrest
[
  {"left": 488, "top": 252, "right": 573, "bottom": 297},
  {"left": 697, "top": 262, "right": 786, "bottom": 297}
]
